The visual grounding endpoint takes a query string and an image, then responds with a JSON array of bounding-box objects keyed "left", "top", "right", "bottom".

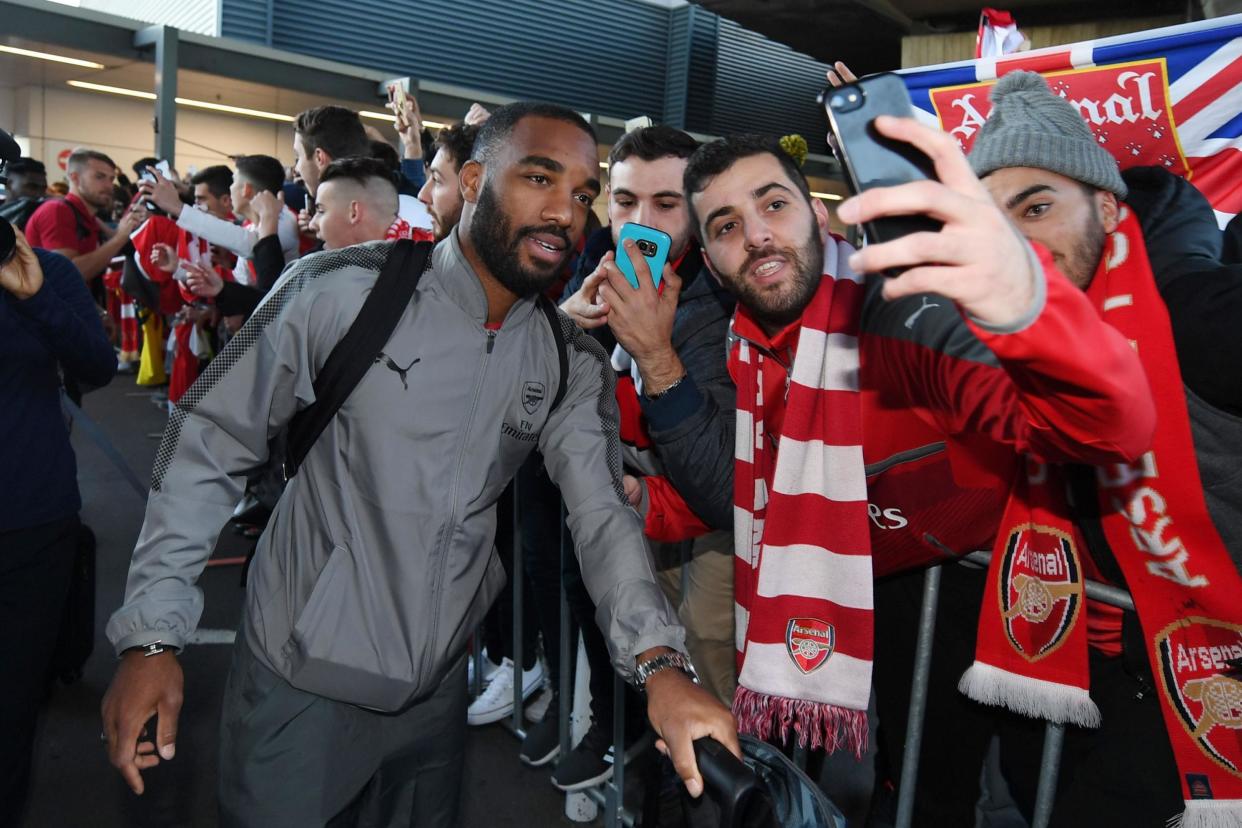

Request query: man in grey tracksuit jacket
[{"left": 101, "top": 104, "right": 736, "bottom": 827}]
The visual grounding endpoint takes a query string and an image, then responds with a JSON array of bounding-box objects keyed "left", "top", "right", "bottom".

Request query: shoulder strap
[
  {"left": 282, "top": 239, "right": 432, "bottom": 480},
  {"left": 537, "top": 295, "right": 569, "bottom": 414}
]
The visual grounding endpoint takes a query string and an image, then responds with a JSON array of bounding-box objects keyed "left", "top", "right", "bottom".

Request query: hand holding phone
[
  {"left": 615, "top": 222, "right": 671, "bottom": 290},
  {"left": 834, "top": 113, "right": 1040, "bottom": 330}
]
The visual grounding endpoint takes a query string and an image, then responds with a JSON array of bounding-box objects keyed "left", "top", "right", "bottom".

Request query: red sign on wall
[
  {"left": 57, "top": 148, "right": 72, "bottom": 171},
  {"left": 928, "top": 59, "right": 1191, "bottom": 178}
]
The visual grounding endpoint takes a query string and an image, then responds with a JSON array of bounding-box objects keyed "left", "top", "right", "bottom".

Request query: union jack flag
[{"left": 899, "top": 15, "right": 1242, "bottom": 228}]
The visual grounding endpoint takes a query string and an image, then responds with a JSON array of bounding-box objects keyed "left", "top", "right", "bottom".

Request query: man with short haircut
[
  {"left": 3, "top": 157, "right": 48, "bottom": 203},
  {"left": 25, "top": 149, "right": 145, "bottom": 281},
  {"left": 140, "top": 154, "right": 300, "bottom": 286},
  {"left": 417, "top": 123, "right": 479, "bottom": 241},
  {"left": 650, "top": 124, "right": 1155, "bottom": 781},
  {"left": 292, "top": 105, "right": 373, "bottom": 198},
  {"left": 309, "top": 157, "right": 400, "bottom": 250},
  {"left": 547, "top": 125, "right": 740, "bottom": 789},
  {"left": 189, "top": 165, "right": 235, "bottom": 219},
  {"left": 102, "top": 101, "right": 734, "bottom": 827}
]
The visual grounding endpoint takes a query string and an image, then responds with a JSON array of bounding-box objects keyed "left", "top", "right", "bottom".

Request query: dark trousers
[
  {"left": 873, "top": 562, "right": 1182, "bottom": 828},
  {"left": 0, "top": 517, "right": 78, "bottom": 828},
  {"left": 217, "top": 637, "right": 467, "bottom": 828}
]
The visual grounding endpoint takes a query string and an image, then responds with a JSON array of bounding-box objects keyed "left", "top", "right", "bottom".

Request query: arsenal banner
[{"left": 899, "top": 15, "right": 1242, "bottom": 228}]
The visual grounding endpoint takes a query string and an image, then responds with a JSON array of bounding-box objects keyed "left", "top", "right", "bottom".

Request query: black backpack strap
[
  {"left": 537, "top": 295, "right": 569, "bottom": 414},
  {"left": 282, "top": 240, "right": 431, "bottom": 480}
]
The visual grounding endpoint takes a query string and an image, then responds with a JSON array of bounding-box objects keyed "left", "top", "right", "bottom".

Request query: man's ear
[
  {"left": 1098, "top": 190, "right": 1121, "bottom": 234},
  {"left": 459, "top": 160, "right": 483, "bottom": 204},
  {"left": 313, "top": 147, "right": 331, "bottom": 172},
  {"left": 811, "top": 197, "right": 831, "bottom": 236},
  {"left": 349, "top": 199, "right": 363, "bottom": 225}
]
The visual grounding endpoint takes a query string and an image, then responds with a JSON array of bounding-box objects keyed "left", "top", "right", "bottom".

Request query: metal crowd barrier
[
  {"left": 895, "top": 552, "right": 1136, "bottom": 828},
  {"left": 477, "top": 478, "right": 1138, "bottom": 828}
]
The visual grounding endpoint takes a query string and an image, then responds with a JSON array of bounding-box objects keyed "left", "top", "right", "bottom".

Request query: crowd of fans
[{"left": 2, "top": 58, "right": 1240, "bottom": 828}]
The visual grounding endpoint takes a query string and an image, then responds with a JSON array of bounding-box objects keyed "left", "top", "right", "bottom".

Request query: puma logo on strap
[{"left": 904, "top": 296, "right": 941, "bottom": 330}]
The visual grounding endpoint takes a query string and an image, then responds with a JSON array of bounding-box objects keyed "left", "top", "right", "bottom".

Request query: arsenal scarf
[
  {"left": 961, "top": 209, "right": 1242, "bottom": 827},
  {"left": 732, "top": 237, "right": 872, "bottom": 755}
]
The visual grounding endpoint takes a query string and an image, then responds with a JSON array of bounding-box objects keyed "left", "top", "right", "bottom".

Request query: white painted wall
[{"left": 11, "top": 86, "right": 296, "bottom": 180}]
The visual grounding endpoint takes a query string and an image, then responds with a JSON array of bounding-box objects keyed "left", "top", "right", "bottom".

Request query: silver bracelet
[
  {"left": 644, "top": 373, "right": 686, "bottom": 401},
  {"left": 127, "top": 640, "right": 172, "bottom": 657},
  {"left": 634, "top": 651, "right": 699, "bottom": 691}
]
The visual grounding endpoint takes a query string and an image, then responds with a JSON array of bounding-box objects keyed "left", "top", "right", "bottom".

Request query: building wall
[
  {"left": 10, "top": 86, "right": 294, "bottom": 181},
  {"left": 217, "top": 0, "right": 836, "bottom": 143},
  {"left": 78, "top": 0, "right": 219, "bottom": 36}
]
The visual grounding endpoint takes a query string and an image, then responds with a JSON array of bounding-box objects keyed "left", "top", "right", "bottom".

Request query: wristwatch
[
  {"left": 125, "top": 640, "right": 174, "bottom": 657},
  {"left": 634, "top": 651, "right": 699, "bottom": 691}
]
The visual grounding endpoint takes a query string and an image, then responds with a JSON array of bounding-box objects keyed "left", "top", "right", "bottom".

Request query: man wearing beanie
[
  {"left": 865, "top": 69, "right": 1242, "bottom": 828},
  {"left": 881, "top": 70, "right": 1242, "bottom": 828}
]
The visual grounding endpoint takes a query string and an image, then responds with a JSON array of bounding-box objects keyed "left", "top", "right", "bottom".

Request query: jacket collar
[{"left": 430, "top": 228, "right": 538, "bottom": 329}]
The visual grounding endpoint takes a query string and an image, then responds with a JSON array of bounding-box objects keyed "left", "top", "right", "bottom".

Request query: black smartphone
[{"left": 822, "top": 73, "right": 942, "bottom": 246}]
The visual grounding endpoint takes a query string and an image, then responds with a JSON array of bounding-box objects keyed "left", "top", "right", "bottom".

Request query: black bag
[
  {"left": 49, "top": 522, "right": 97, "bottom": 685},
  {"left": 0, "top": 195, "right": 45, "bottom": 231}
]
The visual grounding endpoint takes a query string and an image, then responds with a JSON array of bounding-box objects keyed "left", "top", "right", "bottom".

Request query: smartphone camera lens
[{"left": 636, "top": 239, "right": 656, "bottom": 257}]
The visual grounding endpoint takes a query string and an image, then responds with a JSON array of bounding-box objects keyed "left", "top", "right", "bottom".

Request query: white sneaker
[
  {"left": 467, "top": 658, "right": 545, "bottom": 725},
  {"left": 467, "top": 650, "right": 501, "bottom": 691}
]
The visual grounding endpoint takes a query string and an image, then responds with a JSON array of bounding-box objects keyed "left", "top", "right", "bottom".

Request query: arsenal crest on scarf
[
  {"left": 1156, "top": 618, "right": 1242, "bottom": 780},
  {"left": 999, "top": 523, "right": 1083, "bottom": 661},
  {"left": 786, "top": 618, "right": 835, "bottom": 675}
]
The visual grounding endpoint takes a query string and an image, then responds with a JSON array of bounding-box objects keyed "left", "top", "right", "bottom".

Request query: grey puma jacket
[{"left": 107, "top": 233, "right": 684, "bottom": 711}]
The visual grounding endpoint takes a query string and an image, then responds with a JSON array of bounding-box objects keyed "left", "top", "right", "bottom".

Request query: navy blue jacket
[{"left": 1, "top": 249, "right": 115, "bottom": 532}]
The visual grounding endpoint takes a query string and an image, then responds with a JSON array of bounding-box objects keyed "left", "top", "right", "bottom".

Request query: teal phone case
[{"left": 615, "top": 223, "right": 671, "bottom": 290}]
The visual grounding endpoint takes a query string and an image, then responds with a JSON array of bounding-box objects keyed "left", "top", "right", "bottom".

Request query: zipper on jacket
[{"left": 427, "top": 326, "right": 494, "bottom": 653}]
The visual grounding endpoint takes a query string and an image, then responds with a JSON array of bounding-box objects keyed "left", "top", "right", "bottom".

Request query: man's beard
[
  {"left": 720, "top": 222, "right": 824, "bottom": 331},
  {"left": 430, "top": 202, "right": 462, "bottom": 242},
  {"left": 1062, "top": 210, "right": 1108, "bottom": 289},
  {"left": 468, "top": 181, "right": 570, "bottom": 297}
]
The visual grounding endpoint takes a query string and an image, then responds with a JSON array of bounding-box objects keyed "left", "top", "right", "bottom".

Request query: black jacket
[{"left": 564, "top": 227, "right": 737, "bottom": 531}]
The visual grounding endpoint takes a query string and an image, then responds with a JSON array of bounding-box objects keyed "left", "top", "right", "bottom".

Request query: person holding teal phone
[{"left": 615, "top": 222, "right": 671, "bottom": 290}]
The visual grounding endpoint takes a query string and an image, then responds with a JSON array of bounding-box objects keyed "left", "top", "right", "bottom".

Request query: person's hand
[
  {"left": 297, "top": 205, "right": 315, "bottom": 235},
  {"left": 137, "top": 168, "right": 183, "bottom": 217},
  {"left": 116, "top": 207, "right": 146, "bottom": 239},
  {"left": 463, "top": 103, "right": 491, "bottom": 126},
  {"left": 389, "top": 85, "right": 424, "bottom": 159},
  {"left": 623, "top": 474, "right": 643, "bottom": 508},
  {"left": 101, "top": 650, "right": 184, "bottom": 795},
  {"left": 0, "top": 228, "right": 44, "bottom": 300},
  {"left": 824, "top": 61, "right": 858, "bottom": 158},
  {"left": 183, "top": 261, "right": 224, "bottom": 298},
  {"left": 149, "top": 242, "right": 177, "bottom": 273},
  {"left": 597, "top": 243, "right": 682, "bottom": 367},
  {"left": 250, "top": 190, "right": 284, "bottom": 238},
  {"left": 836, "top": 116, "right": 1038, "bottom": 329},
  {"left": 560, "top": 262, "right": 612, "bottom": 329},
  {"left": 826, "top": 60, "right": 857, "bottom": 88},
  {"left": 643, "top": 655, "right": 741, "bottom": 798}
]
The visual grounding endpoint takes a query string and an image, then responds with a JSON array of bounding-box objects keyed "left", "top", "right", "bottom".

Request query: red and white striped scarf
[{"left": 731, "top": 236, "right": 872, "bottom": 755}]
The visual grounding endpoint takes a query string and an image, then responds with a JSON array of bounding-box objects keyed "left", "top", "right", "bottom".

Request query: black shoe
[
  {"left": 551, "top": 719, "right": 614, "bottom": 791},
  {"left": 520, "top": 702, "right": 560, "bottom": 767}
]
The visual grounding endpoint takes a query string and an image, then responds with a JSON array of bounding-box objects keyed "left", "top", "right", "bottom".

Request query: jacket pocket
[{"left": 282, "top": 544, "right": 419, "bottom": 711}]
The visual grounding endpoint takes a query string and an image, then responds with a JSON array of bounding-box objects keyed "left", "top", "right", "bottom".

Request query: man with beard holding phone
[
  {"left": 643, "top": 127, "right": 1156, "bottom": 774},
  {"left": 101, "top": 101, "right": 735, "bottom": 827}
]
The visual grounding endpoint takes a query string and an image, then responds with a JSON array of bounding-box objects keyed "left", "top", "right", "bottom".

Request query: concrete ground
[{"left": 20, "top": 377, "right": 579, "bottom": 828}]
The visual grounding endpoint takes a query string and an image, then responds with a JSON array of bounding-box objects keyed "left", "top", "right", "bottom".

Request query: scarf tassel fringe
[
  {"left": 733, "top": 686, "right": 867, "bottom": 758},
  {"left": 1168, "top": 800, "right": 1242, "bottom": 828},
  {"left": 959, "top": 662, "right": 1101, "bottom": 728}
]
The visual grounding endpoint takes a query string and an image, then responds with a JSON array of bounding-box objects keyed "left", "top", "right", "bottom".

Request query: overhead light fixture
[
  {"left": 0, "top": 44, "right": 104, "bottom": 69},
  {"left": 359, "top": 110, "right": 448, "bottom": 130},
  {"left": 68, "top": 80, "right": 293, "bottom": 122},
  {"left": 811, "top": 191, "right": 845, "bottom": 201}
]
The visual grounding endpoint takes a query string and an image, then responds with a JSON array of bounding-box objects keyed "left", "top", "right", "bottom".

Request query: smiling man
[
  {"left": 101, "top": 101, "right": 734, "bottom": 827},
  {"left": 642, "top": 127, "right": 1157, "bottom": 773}
]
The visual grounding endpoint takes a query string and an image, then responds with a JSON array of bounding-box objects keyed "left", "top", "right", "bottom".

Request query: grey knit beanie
[{"left": 968, "top": 71, "right": 1127, "bottom": 199}]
